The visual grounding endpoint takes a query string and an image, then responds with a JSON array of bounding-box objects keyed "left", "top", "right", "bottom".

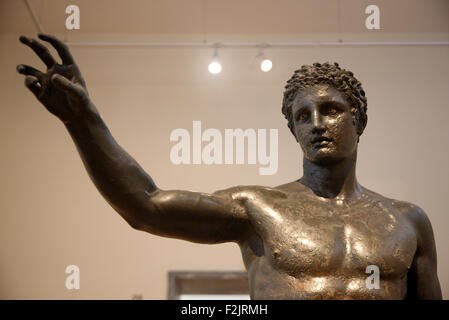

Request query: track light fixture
[
  {"left": 208, "top": 45, "right": 222, "bottom": 74},
  {"left": 255, "top": 44, "right": 272, "bottom": 72}
]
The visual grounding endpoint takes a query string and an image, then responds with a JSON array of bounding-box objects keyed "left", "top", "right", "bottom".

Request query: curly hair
[{"left": 282, "top": 62, "right": 368, "bottom": 137}]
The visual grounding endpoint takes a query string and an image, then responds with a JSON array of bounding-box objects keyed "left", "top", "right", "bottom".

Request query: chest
[{"left": 247, "top": 197, "right": 417, "bottom": 279}]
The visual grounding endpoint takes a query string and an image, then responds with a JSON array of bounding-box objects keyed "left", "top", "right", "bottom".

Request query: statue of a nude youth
[{"left": 16, "top": 34, "right": 442, "bottom": 299}]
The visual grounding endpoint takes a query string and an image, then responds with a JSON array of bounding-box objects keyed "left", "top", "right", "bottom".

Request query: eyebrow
[
  {"left": 293, "top": 106, "right": 308, "bottom": 120},
  {"left": 293, "top": 100, "right": 347, "bottom": 119}
]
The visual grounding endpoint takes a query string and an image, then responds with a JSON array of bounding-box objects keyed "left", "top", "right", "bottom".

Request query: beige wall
[{"left": 1, "top": 1, "right": 448, "bottom": 300}]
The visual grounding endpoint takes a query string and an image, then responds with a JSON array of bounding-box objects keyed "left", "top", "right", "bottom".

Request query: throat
[{"left": 299, "top": 153, "right": 362, "bottom": 201}]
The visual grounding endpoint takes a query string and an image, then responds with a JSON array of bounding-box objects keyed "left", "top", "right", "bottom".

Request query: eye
[
  {"left": 324, "top": 105, "right": 339, "bottom": 116},
  {"left": 297, "top": 112, "right": 309, "bottom": 121}
]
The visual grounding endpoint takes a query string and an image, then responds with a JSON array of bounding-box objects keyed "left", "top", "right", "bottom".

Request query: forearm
[{"left": 64, "top": 103, "right": 158, "bottom": 227}]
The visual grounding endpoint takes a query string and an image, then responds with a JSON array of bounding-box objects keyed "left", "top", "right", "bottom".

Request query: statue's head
[{"left": 282, "top": 62, "right": 368, "bottom": 165}]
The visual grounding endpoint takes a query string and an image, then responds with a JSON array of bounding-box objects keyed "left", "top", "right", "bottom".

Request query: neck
[{"left": 299, "top": 151, "right": 362, "bottom": 201}]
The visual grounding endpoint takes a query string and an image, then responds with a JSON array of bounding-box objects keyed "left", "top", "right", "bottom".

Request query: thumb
[{"left": 51, "top": 74, "right": 87, "bottom": 101}]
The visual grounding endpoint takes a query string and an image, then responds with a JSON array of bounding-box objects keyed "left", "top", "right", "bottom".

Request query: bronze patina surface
[{"left": 16, "top": 34, "right": 442, "bottom": 299}]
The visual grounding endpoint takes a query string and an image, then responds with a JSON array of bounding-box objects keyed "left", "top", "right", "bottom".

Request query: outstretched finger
[
  {"left": 17, "top": 64, "right": 44, "bottom": 79},
  {"left": 25, "top": 76, "right": 42, "bottom": 99},
  {"left": 51, "top": 74, "right": 86, "bottom": 101},
  {"left": 19, "top": 36, "right": 56, "bottom": 68},
  {"left": 38, "top": 34, "right": 75, "bottom": 65}
]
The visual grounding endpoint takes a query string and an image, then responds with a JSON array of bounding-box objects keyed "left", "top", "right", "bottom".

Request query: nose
[{"left": 311, "top": 109, "right": 325, "bottom": 134}]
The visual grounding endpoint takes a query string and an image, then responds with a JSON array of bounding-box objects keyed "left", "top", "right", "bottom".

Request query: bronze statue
[{"left": 16, "top": 34, "right": 442, "bottom": 299}]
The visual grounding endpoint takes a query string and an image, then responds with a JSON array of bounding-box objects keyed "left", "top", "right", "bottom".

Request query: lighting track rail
[{"left": 65, "top": 41, "right": 449, "bottom": 48}]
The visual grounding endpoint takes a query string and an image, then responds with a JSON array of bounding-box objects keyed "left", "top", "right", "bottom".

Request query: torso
[{"left": 233, "top": 181, "right": 418, "bottom": 299}]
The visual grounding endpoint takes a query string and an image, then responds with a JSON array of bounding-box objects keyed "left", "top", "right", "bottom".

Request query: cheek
[
  {"left": 328, "top": 116, "right": 358, "bottom": 148},
  {"left": 295, "top": 125, "right": 310, "bottom": 146}
]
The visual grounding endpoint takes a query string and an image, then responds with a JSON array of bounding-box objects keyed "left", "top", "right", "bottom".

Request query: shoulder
[
  {"left": 212, "top": 185, "right": 259, "bottom": 199},
  {"left": 359, "top": 186, "right": 433, "bottom": 233},
  {"left": 274, "top": 180, "right": 305, "bottom": 192},
  {"left": 390, "top": 199, "right": 434, "bottom": 239},
  {"left": 390, "top": 199, "right": 423, "bottom": 215},
  {"left": 361, "top": 186, "right": 429, "bottom": 221},
  {"left": 361, "top": 187, "right": 435, "bottom": 248},
  {"left": 213, "top": 184, "right": 288, "bottom": 201},
  {"left": 379, "top": 193, "right": 435, "bottom": 248}
]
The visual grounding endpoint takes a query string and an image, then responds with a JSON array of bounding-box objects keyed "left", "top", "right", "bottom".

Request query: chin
[{"left": 306, "top": 149, "right": 345, "bottom": 165}]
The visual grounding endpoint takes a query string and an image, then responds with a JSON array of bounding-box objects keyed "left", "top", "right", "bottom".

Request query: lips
[{"left": 311, "top": 136, "right": 333, "bottom": 144}]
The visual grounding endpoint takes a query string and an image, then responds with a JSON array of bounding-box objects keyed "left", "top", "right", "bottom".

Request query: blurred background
[{"left": 0, "top": 0, "right": 448, "bottom": 299}]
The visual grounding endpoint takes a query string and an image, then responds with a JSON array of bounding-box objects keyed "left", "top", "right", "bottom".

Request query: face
[{"left": 291, "top": 84, "right": 359, "bottom": 165}]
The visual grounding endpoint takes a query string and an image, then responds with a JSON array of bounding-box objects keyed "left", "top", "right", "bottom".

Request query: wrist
[{"left": 64, "top": 103, "right": 104, "bottom": 133}]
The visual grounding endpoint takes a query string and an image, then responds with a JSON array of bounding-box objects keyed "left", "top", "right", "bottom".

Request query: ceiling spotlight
[
  {"left": 260, "top": 59, "right": 273, "bottom": 72},
  {"left": 208, "top": 61, "right": 222, "bottom": 74},
  {"left": 255, "top": 44, "right": 273, "bottom": 72},
  {"left": 208, "top": 46, "right": 222, "bottom": 74}
]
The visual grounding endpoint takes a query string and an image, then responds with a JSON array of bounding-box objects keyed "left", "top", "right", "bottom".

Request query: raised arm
[{"left": 17, "top": 34, "right": 249, "bottom": 244}]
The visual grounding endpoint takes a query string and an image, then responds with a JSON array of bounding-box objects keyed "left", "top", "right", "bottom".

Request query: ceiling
[{"left": 1, "top": 0, "right": 448, "bottom": 37}]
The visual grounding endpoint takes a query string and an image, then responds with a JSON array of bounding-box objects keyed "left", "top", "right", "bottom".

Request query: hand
[{"left": 17, "top": 34, "right": 96, "bottom": 124}]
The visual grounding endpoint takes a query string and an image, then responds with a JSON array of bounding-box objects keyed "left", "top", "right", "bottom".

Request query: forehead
[{"left": 292, "top": 84, "right": 350, "bottom": 109}]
